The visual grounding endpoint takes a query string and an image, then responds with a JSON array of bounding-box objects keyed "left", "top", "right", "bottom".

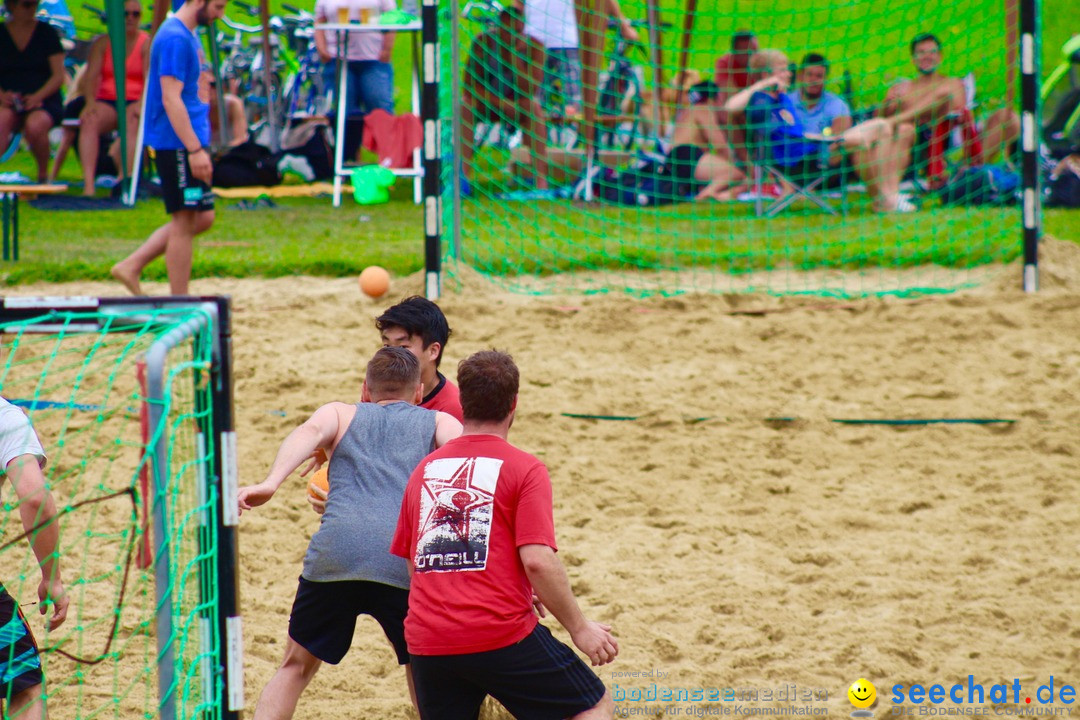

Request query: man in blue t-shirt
[
  {"left": 787, "top": 52, "right": 854, "bottom": 187},
  {"left": 111, "top": 0, "right": 227, "bottom": 296}
]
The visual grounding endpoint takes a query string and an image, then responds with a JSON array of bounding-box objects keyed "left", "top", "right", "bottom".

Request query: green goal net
[
  {"left": 0, "top": 298, "right": 241, "bottom": 720},
  {"left": 441, "top": 0, "right": 1034, "bottom": 296}
]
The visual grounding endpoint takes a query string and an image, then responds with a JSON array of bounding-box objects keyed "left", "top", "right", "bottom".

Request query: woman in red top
[{"left": 77, "top": 0, "right": 148, "bottom": 196}]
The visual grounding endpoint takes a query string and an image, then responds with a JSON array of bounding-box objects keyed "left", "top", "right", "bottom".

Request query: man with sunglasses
[
  {"left": 111, "top": 0, "right": 227, "bottom": 296},
  {"left": 0, "top": 0, "right": 65, "bottom": 182}
]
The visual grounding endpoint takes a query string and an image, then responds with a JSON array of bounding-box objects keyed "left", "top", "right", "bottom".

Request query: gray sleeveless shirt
[{"left": 302, "top": 402, "right": 437, "bottom": 588}]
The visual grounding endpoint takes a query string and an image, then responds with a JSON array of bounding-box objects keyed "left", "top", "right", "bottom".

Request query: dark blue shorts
[
  {"left": 410, "top": 623, "right": 607, "bottom": 720},
  {"left": 0, "top": 584, "right": 43, "bottom": 702},
  {"left": 288, "top": 576, "right": 409, "bottom": 665}
]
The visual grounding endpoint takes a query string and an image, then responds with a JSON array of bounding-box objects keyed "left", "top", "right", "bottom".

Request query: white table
[{"left": 315, "top": 21, "right": 424, "bottom": 206}]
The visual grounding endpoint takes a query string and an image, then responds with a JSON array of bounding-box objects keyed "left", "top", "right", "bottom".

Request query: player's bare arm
[
  {"left": 238, "top": 402, "right": 354, "bottom": 512},
  {"left": 433, "top": 412, "right": 463, "bottom": 447},
  {"left": 519, "top": 544, "right": 618, "bottom": 666},
  {"left": 7, "top": 454, "right": 68, "bottom": 630}
]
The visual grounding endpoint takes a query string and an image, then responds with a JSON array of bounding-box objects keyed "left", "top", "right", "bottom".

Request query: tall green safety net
[
  {"left": 0, "top": 301, "right": 238, "bottom": 720},
  {"left": 441, "top": 0, "right": 1028, "bottom": 296}
]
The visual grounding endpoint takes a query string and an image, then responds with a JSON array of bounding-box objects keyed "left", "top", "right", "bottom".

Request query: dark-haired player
[{"left": 376, "top": 296, "right": 463, "bottom": 422}]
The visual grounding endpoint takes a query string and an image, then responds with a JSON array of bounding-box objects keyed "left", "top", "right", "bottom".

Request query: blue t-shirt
[
  {"left": 789, "top": 91, "right": 850, "bottom": 135},
  {"left": 747, "top": 91, "right": 808, "bottom": 166},
  {"left": 145, "top": 17, "right": 210, "bottom": 150}
]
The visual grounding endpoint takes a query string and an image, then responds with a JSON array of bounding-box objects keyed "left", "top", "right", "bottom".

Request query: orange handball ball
[
  {"left": 359, "top": 266, "right": 391, "bottom": 298},
  {"left": 307, "top": 466, "right": 329, "bottom": 500}
]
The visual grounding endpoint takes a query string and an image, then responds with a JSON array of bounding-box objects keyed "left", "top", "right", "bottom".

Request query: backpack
[
  {"left": 939, "top": 165, "right": 1019, "bottom": 206},
  {"left": 1047, "top": 170, "right": 1080, "bottom": 208},
  {"left": 212, "top": 140, "right": 282, "bottom": 188},
  {"left": 281, "top": 121, "right": 336, "bottom": 180}
]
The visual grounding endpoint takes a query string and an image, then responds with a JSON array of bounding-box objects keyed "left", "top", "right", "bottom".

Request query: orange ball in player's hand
[
  {"left": 359, "top": 266, "right": 391, "bottom": 298},
  {"left": 307, "top": 466, "right": 329, "bottom": 500}
]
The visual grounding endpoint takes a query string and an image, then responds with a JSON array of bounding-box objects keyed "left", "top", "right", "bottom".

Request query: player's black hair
[
  {"left": 910, "top": 32, "right": 942, "bottom": 54},
  {"left": 375, "top": 296, "right": 452, "bottom": 368},
  {"left": 732, "top": 30, "right": 755, "bottom": 52},
  {"left": 800, "top": 52, "right": 830, "bottom": 75}
]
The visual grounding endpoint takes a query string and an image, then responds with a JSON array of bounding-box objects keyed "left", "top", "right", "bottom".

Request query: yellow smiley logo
[{"left": 848, "top": 678, "right": 876, "bottom": 709}]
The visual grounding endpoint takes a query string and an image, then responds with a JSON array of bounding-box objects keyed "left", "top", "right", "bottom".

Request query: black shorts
[
  {"left": 410, "top": 623, "right": 607, "bottom": 720},
  {"left": 11, "top": 95, "right": 62, "bottom": 130},
  {"left": 0, "top": 584, "right": 43, "bottom": 701},
  {"left": 156, "top": 148, "right": 215, "bottom": 215},
  {"left": 288, "top": 577, "right": 409, "bottom": 665},
  {"left": 784, "top": 155, "right": 858, "bottom": 189}
]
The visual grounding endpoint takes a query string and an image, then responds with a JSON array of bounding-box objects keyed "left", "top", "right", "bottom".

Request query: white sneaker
[{"left": 894, "top": 192, "right": 917, "bottom": 213}]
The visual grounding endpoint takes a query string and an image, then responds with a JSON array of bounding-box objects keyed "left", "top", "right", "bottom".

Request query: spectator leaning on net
[
  {"left": 0, "top": 0, "right": 65, "bottom": 182},
  {"left": 75, "top": 0, "right": 150, "bottom": 197},
  {"left": 523, "top": 0, "right": 638, "bottom": 117},
  {"left": 461, "top": 1, "right": 549, "bottom": 194}
]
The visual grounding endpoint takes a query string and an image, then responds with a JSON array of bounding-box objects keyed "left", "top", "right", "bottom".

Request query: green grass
[{"left": 2, "top": 0, "right": 1078, "bottom": 289}]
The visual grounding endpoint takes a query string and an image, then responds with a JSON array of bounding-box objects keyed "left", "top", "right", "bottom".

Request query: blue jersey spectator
[
  {"left": 746, "top": 88, "right": 809, "bottom": 166},
  {"left": 145, "top": 15, "right": 209, "bottom": 150}
]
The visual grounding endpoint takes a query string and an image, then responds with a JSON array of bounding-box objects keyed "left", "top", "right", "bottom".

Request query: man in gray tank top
[{"left": 237, "top": 347, "right": 462, "bottom": 719}]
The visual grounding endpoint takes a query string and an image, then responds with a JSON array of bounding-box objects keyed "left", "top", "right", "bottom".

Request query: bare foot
[{"left": 110, "top": 262, "right": 143, "bottom": 295}]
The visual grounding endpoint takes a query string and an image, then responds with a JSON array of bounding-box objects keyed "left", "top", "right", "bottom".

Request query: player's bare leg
[
  {"left": 8, "top": 683, "right": 45, "bottom": 720},
  {"left": 111, "top": 210, "right": 213, "bottom": 295},
  {"left": 570, "top": 690, "right": 615, "bottom": 719},
  {"left": 252, "top": 637, "right": 322, "bottom": 720}
]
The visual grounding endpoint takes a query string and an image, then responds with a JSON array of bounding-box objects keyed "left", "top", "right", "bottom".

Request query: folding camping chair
[{"left": 745, "top": 123, "right": 845, "bottom": 218}]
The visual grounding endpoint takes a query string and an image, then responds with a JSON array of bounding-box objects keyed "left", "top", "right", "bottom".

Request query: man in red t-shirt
[
  {"left": 713, "top": 30, "right": 758, "bottom": 163},
  {"left": 714, "top": 30, "right": 758, "bottom": 99},
  {"left": 376, "top": 296, "right": 463, "bottom": 422},
  {"left": 391, "top": 350, "right": 617, "bottom": 719}
]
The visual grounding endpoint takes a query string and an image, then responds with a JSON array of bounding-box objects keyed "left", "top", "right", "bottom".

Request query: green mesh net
[
  {"left": 440, "top": 0, "right": 1031, "bottom": 296},
  {"left": 0, "top": 304, "right": 231, "bottom": 720}
]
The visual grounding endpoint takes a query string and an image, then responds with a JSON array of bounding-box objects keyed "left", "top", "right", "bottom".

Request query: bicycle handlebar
[
  {"left": 219, "top": 14, "right": 263, "bottom": 33},
  {"left": 282, "top": 3, "right": 300, "bottom": 14},
  {"left": 233, "top": 0, "right": 258, "bottom": 16}
]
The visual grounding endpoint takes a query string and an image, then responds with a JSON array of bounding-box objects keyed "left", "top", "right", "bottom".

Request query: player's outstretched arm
[
  {"left": 7, "top": 454, "right": 67, "bottom": 631},
  {"left": 519, "top": 544, "right": 618, "bottom": 666},
  {"left": 433, "top": 412, "right": 463, "bottom": 448},
  {"left": 238, "top": 403, "right": 346, "bottom": 513}
]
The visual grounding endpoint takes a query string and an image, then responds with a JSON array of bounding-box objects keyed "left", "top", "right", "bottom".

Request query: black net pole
[
  {"left": 1019, "top": 0, "right": 1040, "bottom": 292},
  {"left": 421, "top": 0, "right": 441, "bottom": 299}
]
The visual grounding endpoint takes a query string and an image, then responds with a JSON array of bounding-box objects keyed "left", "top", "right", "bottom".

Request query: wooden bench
[{"left": 0, "top": 185, "right": 67, "bottom": 261}]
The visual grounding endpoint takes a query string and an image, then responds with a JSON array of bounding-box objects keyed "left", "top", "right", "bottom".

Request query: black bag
[
  {"left": 1047, "top": 171, "right": 1080, "bottom": 208},
  {"left": 939, "top": 165, "right": 1019, "bottom": 206},
  {"left": 212, "top": 140, "right": 282, "bottom": 188}
]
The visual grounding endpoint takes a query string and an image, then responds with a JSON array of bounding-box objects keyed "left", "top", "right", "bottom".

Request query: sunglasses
[{"left": 125, "top": 10, "right": 141, "bottom": 16}]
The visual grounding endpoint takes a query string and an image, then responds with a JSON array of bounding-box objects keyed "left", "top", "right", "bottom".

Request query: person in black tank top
[{"left": 0, "top": 0, "right": 65, "bottom": 181}]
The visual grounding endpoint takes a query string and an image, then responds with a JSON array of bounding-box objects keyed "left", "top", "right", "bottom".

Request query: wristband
[{"left": 187, "top": 147, "right": 206, "bottom": 156}]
